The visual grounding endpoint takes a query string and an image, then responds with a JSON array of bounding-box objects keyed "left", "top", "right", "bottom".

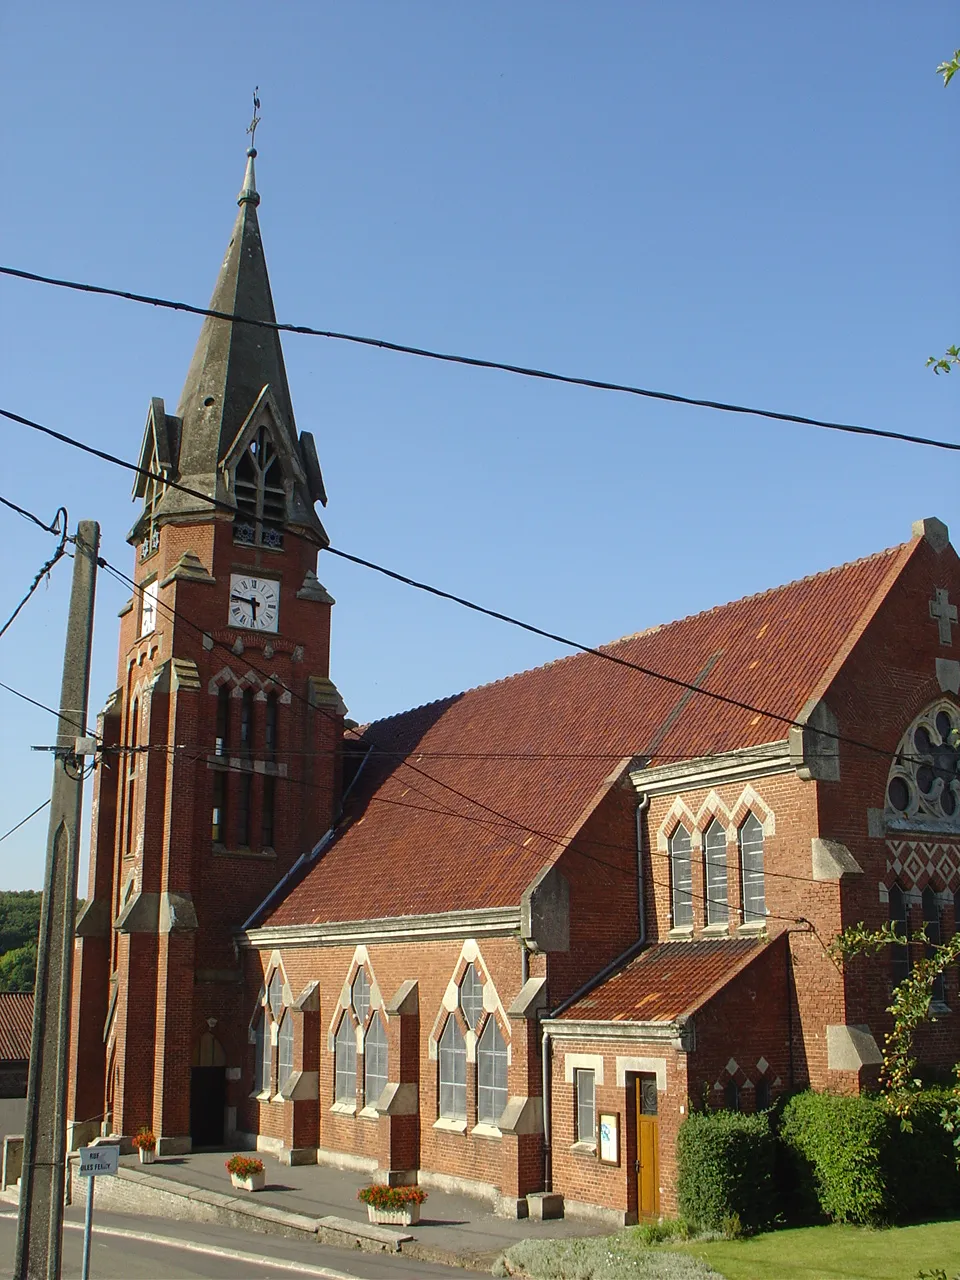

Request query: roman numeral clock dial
[{"left": 229, "top": 574, "right": 280, "bottom": 632}]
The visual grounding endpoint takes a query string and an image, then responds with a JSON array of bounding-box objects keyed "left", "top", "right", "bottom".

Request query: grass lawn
[{"left": 679, "top": 1220, "right": 960, "bottom": 1280}]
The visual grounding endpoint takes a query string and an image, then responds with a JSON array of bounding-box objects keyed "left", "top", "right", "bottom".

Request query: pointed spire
[{"left": 154, "top": 127, "right": 326, "bottom": 546}]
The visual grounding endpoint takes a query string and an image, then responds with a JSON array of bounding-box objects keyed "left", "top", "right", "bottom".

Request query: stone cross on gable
[{"left": 930, "top": 587, "right": 957, "bottom": 645}]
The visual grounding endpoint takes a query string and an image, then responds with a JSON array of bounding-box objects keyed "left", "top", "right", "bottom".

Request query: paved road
[{"left": 0, "top": 1205, "right": 464, "bottom": 1279}]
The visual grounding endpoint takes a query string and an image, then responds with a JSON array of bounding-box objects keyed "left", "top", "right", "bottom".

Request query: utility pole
[{"left": 16, "top": 521, "right": 100, "bottom": 1280}]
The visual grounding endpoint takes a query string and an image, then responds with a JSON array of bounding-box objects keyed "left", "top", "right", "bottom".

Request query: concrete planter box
[
  {"left": 137, "top": 1148, "right": 156, "bottom": 1165},
  {"left": 230, "top": 1170, "right": 265, "bottom": 1192},
  {"left": 366, "top": 1202, "right": 420, "bottom": 1226}
]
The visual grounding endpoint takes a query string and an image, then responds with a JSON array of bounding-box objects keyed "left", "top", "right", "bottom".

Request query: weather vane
[{"left": 247, "top": 87, "right": 261, "bottom": 150}]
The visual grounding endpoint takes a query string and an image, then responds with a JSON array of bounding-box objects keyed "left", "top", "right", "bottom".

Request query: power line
[
  {"left": 0, "top": 502, "right": 69, "bottom": 643},
  {"left": 0, "top": 679, "right": 81, "bottom": 729},
  {"left": 0, "top": 799, "right": 51, "bottom": 845},
  {"left": 0, "top": 405, "right": 898, "bottom": 766},
  {"left": 175, "top": 742, "right": 807, "bottom": 928},
  {"left": 2, "top": 264, "right": 958, "bottom": 455},
  {"left": 0, "top": 495, "right": 66, "bottom": 537}
]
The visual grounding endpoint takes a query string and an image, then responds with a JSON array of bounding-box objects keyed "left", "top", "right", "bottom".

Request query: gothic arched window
[
  {"left": 233, "top": 426, "right": 286, "bottom": 549},
  {"left": 704, "top": 820, "right": 728, "bottom": 927},
  {"left": 922, "top": 886, "right": 946, "bottom": 1005},
  {"left": 352, "top": 969, "right": 371, "bottom": 1027},
  {"left": 334, "top": 1015, "right": 357, "bottom": 1105},
  {"left": 438, "top": 1016, "right": 466, "bottom": 1121},
  {"left": 363, "top": 1014, "right": 388, "bottom": 1108},
  {"left": 886, "top": 701, "right": 960, "bottom": 831},
  {"left": 458, "top": 965, "right": 484, "bottom": 1030},
  {"left": 254, "top": 1010, "right": 271, "bottom": 1095},
  {"left": 889, "top": 883, "right": 910, "bottom": 987},
  {"left": 669, "top": 826, "right": 693, "bottom": 928},
  {"left": 477, "top": 1017, "right": 508, "bottom": 1125},
  {"left": 739, "top": 813, "right": 766, "bottom": 924},
  {"left": 277, "top": 1012, "right": 294, "bottom": 1093}
]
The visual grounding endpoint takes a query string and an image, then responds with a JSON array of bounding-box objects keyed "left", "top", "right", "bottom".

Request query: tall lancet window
[{"left": 234, "top": 425, "right": 286, "bottom": 549}]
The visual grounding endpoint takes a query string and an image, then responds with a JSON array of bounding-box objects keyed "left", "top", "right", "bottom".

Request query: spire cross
[{"left": 246, "top": 87, "right": 261, "bottom": 151}]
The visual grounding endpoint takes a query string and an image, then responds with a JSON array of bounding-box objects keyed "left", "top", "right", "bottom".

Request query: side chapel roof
[{"left": 265, "top": 535, "right": 917, "bottom": 928}]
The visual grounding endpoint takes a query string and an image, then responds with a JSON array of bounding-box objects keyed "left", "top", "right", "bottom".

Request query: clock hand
[{"left": 230, "top": 593, "right": 257, "bottom": 607}]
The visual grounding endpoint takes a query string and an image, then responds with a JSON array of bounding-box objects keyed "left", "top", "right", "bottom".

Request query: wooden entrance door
[{"left": 634, "top": 1075, "right": 659, "bottom": 1219}]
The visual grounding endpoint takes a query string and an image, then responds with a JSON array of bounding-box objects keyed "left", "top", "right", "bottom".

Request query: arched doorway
[{"left": 190, "top": 1032, "right": 227, "bottom": 1147}]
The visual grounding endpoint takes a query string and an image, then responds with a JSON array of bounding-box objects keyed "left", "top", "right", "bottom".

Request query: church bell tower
[{"left": 68, "top": 139, "right": 346, "bottom": 1152}]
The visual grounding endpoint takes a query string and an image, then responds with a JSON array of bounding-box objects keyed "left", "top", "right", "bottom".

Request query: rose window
[{"left": 885, "top": 700, "right": 960, "bottom": 830}]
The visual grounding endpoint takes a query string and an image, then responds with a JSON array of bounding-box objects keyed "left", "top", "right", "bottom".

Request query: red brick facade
[{"left": 67, "top": 154, "right": 960, "bottom": 1221}]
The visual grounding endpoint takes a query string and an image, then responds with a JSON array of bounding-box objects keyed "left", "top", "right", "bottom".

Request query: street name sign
[{"left": 78, "top": 1146, "right": 119, "bottom": 1178}]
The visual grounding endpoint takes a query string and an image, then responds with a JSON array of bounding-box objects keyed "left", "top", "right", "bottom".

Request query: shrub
[
  {"left": 886, "top": 1088, "right": 960, "bottom": 1222},
  {"left": 780, "top": 1088, "right": 960, "bottom": 1227},
  {"left": 225, "top": 1154, "right": 264, "bottom": 1178},
  {"left": 357, "top": 1183, "right": 427, "bottom": 1210},
  {"left": 780, "top": 1091, "right": 891, "bottom": 1225},
  {"left": 676, "top": 1109, "right": 777, "bottom": 1234}
]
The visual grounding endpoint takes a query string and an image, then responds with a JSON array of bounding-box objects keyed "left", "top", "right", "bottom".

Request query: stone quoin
[{"left": 67, "top": 144, "right": 960, "bottom": 1223}]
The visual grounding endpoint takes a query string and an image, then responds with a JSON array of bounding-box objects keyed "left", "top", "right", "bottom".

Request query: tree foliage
[
  {"left": 832, "top": 921, "right": 960, "bottom": 1139},
  {"left": 0, "top": 890, "right": 42, "bottom": 992},
  {"left": 927, "top": 52, "right": 958, "bottom": 373}
]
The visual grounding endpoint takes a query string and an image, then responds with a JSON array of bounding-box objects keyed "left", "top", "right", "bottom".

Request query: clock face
[{"left": 229, "top": 575, "right": 280, "bottom": 632}]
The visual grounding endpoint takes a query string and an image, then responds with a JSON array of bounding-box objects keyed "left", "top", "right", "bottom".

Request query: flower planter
[
  {"left": 366, "top": 1202, "right": 420, "bottom": 1226},
  {"left": 230, "top": 1170, "right": 266, "bottom": 1192},
  {"left": 138, "top": 1148, "right": 156, "bottom": 1165}
]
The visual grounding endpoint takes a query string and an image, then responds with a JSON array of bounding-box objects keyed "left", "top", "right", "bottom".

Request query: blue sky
[{"left": 0, "top": 2, "right": 956, "bottom": 890}]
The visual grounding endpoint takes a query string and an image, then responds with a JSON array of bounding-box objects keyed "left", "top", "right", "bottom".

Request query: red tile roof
[
  {"left": 266, "top": 540, "right": 911, "bottom": 926},
  {"left": 554, "top": 938, "right": 768, "bottom": 1023},
  {"left": 0, "top": 991, "right": 33, "bottom": 1061}
]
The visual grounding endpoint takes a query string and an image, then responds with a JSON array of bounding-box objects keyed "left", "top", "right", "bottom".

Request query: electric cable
[
  {"left": 0, "top": 503, "right": 69, "bottom": 642},
  {"left": 173, "top": 744, "right": 809, "bottom": 929},
  {"left": 0, "top": 407, "right": 905, "bottom": 766},
  {"left": 0, "top": 798, "right": 51, "bottom": 845},
  {"left": 2, "top": 265, "right": 957, "bottom": 455}
]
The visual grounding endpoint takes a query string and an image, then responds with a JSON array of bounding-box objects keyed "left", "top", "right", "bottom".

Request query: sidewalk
[{"left": 101, "top": 1150, "right": 607, "bottom": 1271}]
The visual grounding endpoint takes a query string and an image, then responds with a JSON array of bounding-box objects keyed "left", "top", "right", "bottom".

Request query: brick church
[{"left": 67, "top": 144, "right": 960, "bottom": 1223}]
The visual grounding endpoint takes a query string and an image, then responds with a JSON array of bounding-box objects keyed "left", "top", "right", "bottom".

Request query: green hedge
[
  {"left": 676, "top": 1109, "right": 778, "bottom": 1234},
  {"left": 780, "top": 1090, "right": 960, "bottom": 1227},
  {"left": 886, "top": 1089, "right": 960, "bottom": 1222},
  {"left": 780, "top": 1091, "right": 891, "bottom": 1225}
]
